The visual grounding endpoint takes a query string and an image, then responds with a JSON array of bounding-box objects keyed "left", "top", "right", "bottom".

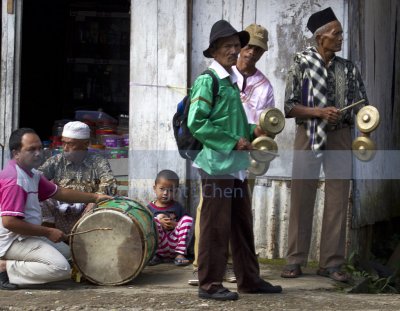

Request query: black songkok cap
[{"left": 307, "top": 7, "right": 338, "bottom": 34}]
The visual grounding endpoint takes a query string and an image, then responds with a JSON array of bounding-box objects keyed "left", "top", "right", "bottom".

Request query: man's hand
[
  {"left": 235, "top": 137, "right": 253, "bottom": 150},
  {"left": 46, "top": 227, "right": 67, "bottom": 243},
  {"left": 82, "top": 203, "right": 96, "bottom": 216},
  {"left": 318, "top": 106, "right": 341, "bottom": 124},
  {"left": 94, "top": 194, "right": 113, "bottom": 204},
  {"left": 253, "top": 125, "right": 267, "bottom": 138},
  {"left": 2, "top": 215, "right": 67, "bottom": 242},
  {"left": 288, "top": 105, "right": 342, "bottom": 124}
]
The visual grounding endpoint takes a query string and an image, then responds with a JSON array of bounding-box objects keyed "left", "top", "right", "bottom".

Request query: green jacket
[{"left": 187, "top": 69, "right": 256, "bottom": 176}]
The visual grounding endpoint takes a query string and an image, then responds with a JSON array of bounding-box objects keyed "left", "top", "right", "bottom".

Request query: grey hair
[{"left": 312, "top": 23, "right": 331, "bottom": 45}]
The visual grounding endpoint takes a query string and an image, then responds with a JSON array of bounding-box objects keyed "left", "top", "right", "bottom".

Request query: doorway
[{"left": 19, "top": 0, "right": 130, "bottom": 141}]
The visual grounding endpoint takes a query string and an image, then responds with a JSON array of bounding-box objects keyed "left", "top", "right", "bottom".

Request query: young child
[{"left": 147, "top": 169, "right": 193, "bottom": 266}]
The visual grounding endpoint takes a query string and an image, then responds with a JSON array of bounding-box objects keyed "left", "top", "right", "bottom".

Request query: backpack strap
[{"left": 201, "top": 69, "right": 219, "bottom": 105}]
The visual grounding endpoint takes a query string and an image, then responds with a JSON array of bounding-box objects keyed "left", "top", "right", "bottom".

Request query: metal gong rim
[
  {"left": 250, "top": 136, "right": 278, "bottom": 162},
  {"left": 259, "top": 108, "right": 285, "bottom": 135},
  {"left": 248, "top": 159, "right": 270, "bottom": 176},
  {"left": 356, "top": 106, "right": 380, "bottom": 133},
  {"left": 352, "top": 136, "right": 376, "bottom": 162}
]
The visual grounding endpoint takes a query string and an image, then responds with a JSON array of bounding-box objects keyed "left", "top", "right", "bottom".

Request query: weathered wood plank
[
  {"left": 352, "top": 0, "right": 400, "bottom": 227},
  {"left": 0, "top": 0, "right": 21, "bottom": 168},
  {"left": 222, "top": 0, "right": 244, "bottom": 29},
  {"left": 129, "top": 0, "right": 188, "bottom": 204},
  {"left": 242, "top": 0, "right": 256, "bottom": 27},
  {"left": 129, "top": 0, "right": 160, "bottom": 202},
  {"left": 156, "top": 0, "right": 188, "bottom": 203},
  {"left": 191, "top": 0, "right": 222, "bottom": 81}
]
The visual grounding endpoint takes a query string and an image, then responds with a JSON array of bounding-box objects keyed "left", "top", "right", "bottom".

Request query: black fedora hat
[{"left": 203, "top": 20, "right": 250, "bottom": 58}]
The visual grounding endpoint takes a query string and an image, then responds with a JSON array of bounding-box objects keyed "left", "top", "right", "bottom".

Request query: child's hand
[
  {"left": 160, "top": 218, "right": 176, "bottom": 230},
  {"left": 157, "top": 213, "right": 168, "bottom": 221}
]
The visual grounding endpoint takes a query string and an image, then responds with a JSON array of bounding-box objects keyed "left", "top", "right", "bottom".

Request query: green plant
[{"left": 344, "top": 251, "right": 399, "bottom": 294}]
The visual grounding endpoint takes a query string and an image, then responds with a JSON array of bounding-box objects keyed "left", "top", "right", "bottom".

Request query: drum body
[{"left": 70, "top": 198, "right": 157, "bottom": 285}]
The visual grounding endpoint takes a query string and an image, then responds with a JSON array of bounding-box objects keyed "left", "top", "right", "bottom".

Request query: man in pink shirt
[
  {"left": 232, "top": 23, "right": 275, "bottom": 123},
  {"left": 0, "top": 128, "right": 111, "bottom": 290}
]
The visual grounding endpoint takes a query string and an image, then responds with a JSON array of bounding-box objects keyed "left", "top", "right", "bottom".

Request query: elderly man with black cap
[
  {"left": 187, "top": 20, "right": 282, "bottom": 301},
  {"left": 39, "top": 121, "right": 117, "bottom": 235},
  {"left": 281, "top": 8, "right": 369, "bottom": 282}
]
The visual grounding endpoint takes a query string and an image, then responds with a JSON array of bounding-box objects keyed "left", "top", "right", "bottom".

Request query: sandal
[
  {"left": 317, "top": 267, "right": 349, "bottom": 283},
  {"left": 281, "top": 264, "right": 303, "bottom": 278},
  {"left": 174, "top": 256, "right": 190, "bottom": 266}
]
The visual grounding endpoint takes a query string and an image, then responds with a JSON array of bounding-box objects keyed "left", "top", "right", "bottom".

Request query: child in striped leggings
[{"left": 147, "top": 169, "right": 194, "bottom": 266}]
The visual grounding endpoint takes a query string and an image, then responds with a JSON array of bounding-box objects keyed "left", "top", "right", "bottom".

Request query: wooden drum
[{"left": 70, "top": 198, "right": 157, "bottom": 285}]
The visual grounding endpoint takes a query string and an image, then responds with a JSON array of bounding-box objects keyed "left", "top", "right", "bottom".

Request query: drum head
[{"left": 70, "top": 208, "right": 145, "bottom": 285}]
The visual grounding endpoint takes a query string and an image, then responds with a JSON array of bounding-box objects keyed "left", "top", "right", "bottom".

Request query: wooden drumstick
[
  {"left": 339, "top": 99, "right": 366, "bottom": 112},
  {"left": 67, "top": 227, "right": 113, "bottom": 237}
]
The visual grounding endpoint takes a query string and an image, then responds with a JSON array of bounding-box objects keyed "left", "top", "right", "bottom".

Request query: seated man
[
  {"left": 0, "top": 128, "right": 112, "bottom": 290},
  {"left": 39, "top": 121, "right": 117, "bottom": 234}
]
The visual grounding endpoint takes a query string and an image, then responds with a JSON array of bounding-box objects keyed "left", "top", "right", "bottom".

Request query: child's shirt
[{"left": 147, "top": 201, "right": 187, "bottom": 221}]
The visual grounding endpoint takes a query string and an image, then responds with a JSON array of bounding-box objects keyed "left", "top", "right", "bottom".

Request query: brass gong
[
  {"left": 250, "top": 136, "right": 278, "bottom": 162},
  {"left": 259, "top": 108, "right": 285, "bottom": 136},
  {"left": 352, "top": 136, "right": 376, "bottom": 162},
  {"left": 356, "top": 106, "right": 380, "bottom": 133},
  {"left": 248, "top": 159, "right": 270, "bottom": 176}
]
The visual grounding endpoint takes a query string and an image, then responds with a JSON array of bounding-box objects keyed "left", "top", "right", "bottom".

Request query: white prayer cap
[{"left": 62, "top": 121, "right": 90, "bottom": 139}]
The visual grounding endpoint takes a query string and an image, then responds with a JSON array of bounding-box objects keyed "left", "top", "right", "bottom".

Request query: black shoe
[
  {"left": 239, "top": 279, "right": 282, "bottom": 294},
  {"left": 199, "top": 287, "right": 239, "bottom": 301},
  {"left": 0, "top": 271, "right": 18, "bottom": 290}
]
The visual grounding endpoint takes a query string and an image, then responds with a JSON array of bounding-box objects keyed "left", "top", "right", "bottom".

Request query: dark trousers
[
  {"left": 198, "top": 170, "right": 261, "bottom": 292},
  {"left": 287, "top": 125, "right": 352, "bottom": 268}
]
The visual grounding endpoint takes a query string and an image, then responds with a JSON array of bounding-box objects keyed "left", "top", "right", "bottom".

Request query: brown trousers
[
  {"left": 198, "top": 170, "right": 262, "bottom": 292},
  {"left": 192, "top": 189, "right": 233, "bottom": 268},
  {"left": 287, "top": 125, "right": 352, "bottom": 269}
]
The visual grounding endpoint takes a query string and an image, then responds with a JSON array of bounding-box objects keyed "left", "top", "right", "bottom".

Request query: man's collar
[
  {"left": 311, "top": 46, "right": 337, "bottom": 65},
  {"left": 209, "top": 60, "right": 238, "bottom": 84},
  {"left": 62, "top": 151, "right": 90, "bottom": 167},
  {"left": 12, "top": 159, "right": 34, "bottom": 177}
]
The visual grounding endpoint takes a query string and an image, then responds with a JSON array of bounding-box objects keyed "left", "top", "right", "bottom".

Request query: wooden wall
[
  {"left": 349, "top": 0, "right": 400, "bottom": 228},
  {"left": 129, "top": 0, "right": 188, "bottom": 206},
  {"left": 129, "top": 0, "right": 399, "bottom": 235},
  {"left": 128, "top": 0, "right": 347, "bottom": 211},
  {"left": 0, "top": 0, "right": 22, "bottom": 168}
]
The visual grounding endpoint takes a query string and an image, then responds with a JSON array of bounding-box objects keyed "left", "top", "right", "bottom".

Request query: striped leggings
[{"left": 154, "top": 215, "right": 194, "bottom": 257}]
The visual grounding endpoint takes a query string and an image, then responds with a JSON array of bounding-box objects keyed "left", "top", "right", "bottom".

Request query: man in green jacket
[{"left": 187, "top": 19, "right": 282, "bottom": 301}]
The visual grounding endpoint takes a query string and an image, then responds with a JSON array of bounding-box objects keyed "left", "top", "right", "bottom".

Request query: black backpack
[{"left": 172, "top": 69, "right": 219, "bottom": 161}]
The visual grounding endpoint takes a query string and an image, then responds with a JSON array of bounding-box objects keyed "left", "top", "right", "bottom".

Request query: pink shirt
[
  {"left": 0, "top": 160, "right": 57, "bottom": 256},
  {"left": 232, "top": 66, "right": 275, "bottom": 124}
]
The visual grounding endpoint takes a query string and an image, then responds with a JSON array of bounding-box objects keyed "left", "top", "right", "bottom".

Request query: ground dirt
[{"left": 1, "top": 263, "right": 399, "bottom": 310}]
